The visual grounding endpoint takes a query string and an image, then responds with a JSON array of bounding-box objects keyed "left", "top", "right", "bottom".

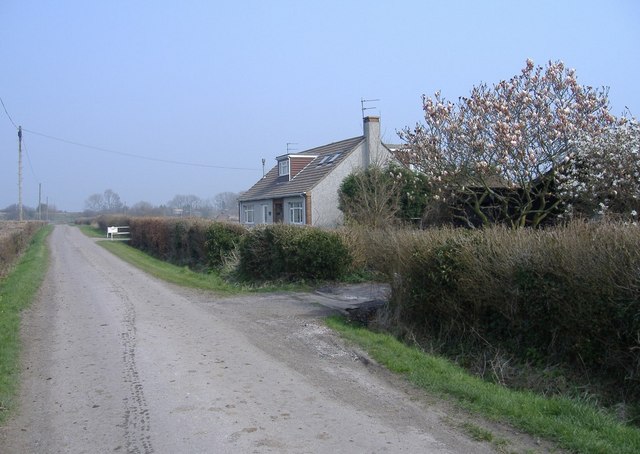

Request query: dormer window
[{"left": 278, "top": 159, "right": 290, "bottom": 177}]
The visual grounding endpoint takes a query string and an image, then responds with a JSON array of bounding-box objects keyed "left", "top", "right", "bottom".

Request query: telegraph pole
[
  {"left": 38, "top": 183, "right": 42, "bottom": 220},
  {"left": 18, "top": 125, "right": 23, "bottom": 221}
]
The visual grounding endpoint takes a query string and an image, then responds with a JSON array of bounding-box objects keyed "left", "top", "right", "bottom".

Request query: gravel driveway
[{"left": 0, "top": 225, "right": 539, "bottom": 453}]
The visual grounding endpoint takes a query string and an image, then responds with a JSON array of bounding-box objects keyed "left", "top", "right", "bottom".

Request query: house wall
[
  {"left": 311, "top": 142, "right": 366, "bottom": 227},
  {"left": 290, "top": 157, "right": 314, "bottom": 178},
  {"left": 239, "top": 199, "right": 273, "bottom": 225},
  {"left": 239, "top": 116, "right": 392, "bottom": 228},
  {"left": 282, "top": 195, "right": 306, "bottom": 225},
  {"left": 239, "top": 197, "right": 309, "bottom": 226},
  {"left": 312, "top": 137, "right": 393, "bottom": 228}
]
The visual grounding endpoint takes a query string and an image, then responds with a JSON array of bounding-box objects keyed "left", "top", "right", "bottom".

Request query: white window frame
[
  {"left": 278, "top": 159, "right": 290, "bottom": 177},
  {"left": 289, "top": 201, "right": 304, "bottom": 224},
  {"left": 243, "top": 204, "right": 255, "bottom": 224},
  {"left": 262, "top": 205, "right": 269, "bottom": 224}
]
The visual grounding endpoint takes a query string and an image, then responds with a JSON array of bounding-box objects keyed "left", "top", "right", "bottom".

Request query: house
[{"left": 238, "top": 116, "right": 392, "bottom": 227}]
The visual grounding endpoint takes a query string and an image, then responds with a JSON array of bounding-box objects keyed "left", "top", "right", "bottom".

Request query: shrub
[
  {"left": 238, "top": 224, "right": 352, "bottom": 281},
  {"left": 0, "top": 221, "right": 46, "bottom": 276},
  {"left": 94, "top": 214, "right": 132, "bottom": 233},
  {"left": 204, "top": 222, "right": 246, "bottom": 270},
  {"left": 338, "top": 164, "right": 430, "bottom": 228},
  {"left": 355, "top": 221, "right": 640, "bottom": 401},
  {"left": 127, "top": 218, "right": 247, "bottom": 272},
  {"left": 237, "top": 226, "right": 284, "bottom": 280},
  {"left": 290, "top": 228, "right": 352, "bottom": 280},
  {"left": 127, "top": 218, "right": 198, "bottom": 269},
  {"left": 129, "top": 217, "right": 170, "bottom": 259}
]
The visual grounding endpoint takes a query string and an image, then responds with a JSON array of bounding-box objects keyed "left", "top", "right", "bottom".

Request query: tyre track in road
[
  {"left": 119, "top": 286, "right": 154, "bottom": 454},
  {"left": 65, "top": 229, "right": 154, "bottom": 453}
]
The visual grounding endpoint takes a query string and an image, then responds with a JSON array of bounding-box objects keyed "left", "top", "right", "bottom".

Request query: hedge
[
  {"left": 237, "top": 224, "right": 352, "bottom": 281},
  {"left": 361, "top": 222, "right": 640, "bottom": 400}
]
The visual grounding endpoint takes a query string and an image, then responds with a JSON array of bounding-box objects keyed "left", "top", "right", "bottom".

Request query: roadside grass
[
  {"left": 89, "top": 231, "right": 308, "bottom": 295},
  {"left": 326, "top": 316, "right": 640, "bottom": 454},
  {"left": 78, "top": 224, "right": 105, "bottom": 238},
  {"left": 0, "top": 225, "right": 52, "bottom": 424},
  {"left": 98, "top": 239, "right": 238, "bottom": 293}
]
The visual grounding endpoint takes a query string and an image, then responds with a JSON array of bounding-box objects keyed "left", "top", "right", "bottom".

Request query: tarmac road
[{"left": 0, "top": 225, "right": 534, "bottom": 453}]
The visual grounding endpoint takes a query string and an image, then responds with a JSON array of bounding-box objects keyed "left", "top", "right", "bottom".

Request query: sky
[{"left": 1, "top": 1, "right": 639, "bottom": 212}]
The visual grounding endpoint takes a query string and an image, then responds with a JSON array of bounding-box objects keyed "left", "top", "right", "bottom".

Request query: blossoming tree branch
[{"left": 399, "top": 59, "right": 639, "bottom": 228}]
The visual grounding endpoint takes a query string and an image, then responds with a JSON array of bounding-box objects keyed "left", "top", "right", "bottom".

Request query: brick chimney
[{"left": 363, "top": 116, "right": 380, "bottom": 167}]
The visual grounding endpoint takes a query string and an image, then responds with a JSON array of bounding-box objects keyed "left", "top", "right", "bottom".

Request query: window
[
  {"left": 278, "top": 159, "right": 290, "bottom": 176},
  {"left": 316, "top": 155, "right": 330, "bottom": 166},
  {"left": 289, "top": 201, "right": 303, "bottom": 224},
  {"left": 243, "top": 204, "right": 254, "bottom": 223},
  {"left": 328, "top": 152, "right": 341, "bottom": 164},
  {"left": 262, "top": 205, "right": 269, "bottom": 223}
]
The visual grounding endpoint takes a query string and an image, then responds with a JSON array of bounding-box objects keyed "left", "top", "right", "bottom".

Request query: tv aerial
[{"left": 361, "top": 98, "right": 380, "bottom": 118}]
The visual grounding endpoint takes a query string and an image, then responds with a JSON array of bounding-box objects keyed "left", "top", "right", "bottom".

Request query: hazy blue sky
[{"left": 1, "top": 1, "right": 638, "bottom": 212}]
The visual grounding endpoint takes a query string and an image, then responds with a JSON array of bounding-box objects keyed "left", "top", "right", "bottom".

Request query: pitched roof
[{"left": 239, "top": 136, "right": 364, "bottom": 201}]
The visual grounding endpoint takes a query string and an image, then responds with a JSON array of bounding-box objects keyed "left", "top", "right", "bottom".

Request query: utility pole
[
  {"left": 18, "top": 126, "right": 23, "bottom": 221},
  {"left": 38, "top": 183, "right": 42, "bottom": 220}
]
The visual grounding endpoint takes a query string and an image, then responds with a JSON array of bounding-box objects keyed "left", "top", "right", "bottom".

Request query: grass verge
[
  {"left": 98, "top": 240, "right": 238, "bottom": 293},
  {"left": 81, "top": 225, "right": 239, "bottom": 293},
  {"left": 78, "top": 224, "right": 106, "bottom": 238},
  {"left": 326, "top": 316, "right": 640, "bottom": 454},
  {"left": 0, "top": 225, "right": 52, "bottom": 424}
]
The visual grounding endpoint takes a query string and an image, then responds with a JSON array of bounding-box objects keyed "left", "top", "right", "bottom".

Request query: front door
[{"left": 273, "top": 199, "right": 284, "bottom": 223}]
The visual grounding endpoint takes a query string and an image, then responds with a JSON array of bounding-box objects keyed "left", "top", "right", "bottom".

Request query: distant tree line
[
  {"left": 0, "top": 203, "right": 57, "bottom": 221},
  {"left": 83, "top": 189, "right": 239, "bottom": 219}
]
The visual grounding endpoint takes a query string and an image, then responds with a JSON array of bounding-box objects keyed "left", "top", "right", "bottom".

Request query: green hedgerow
[{"left": 238, "top": 224, "right": 352, "bottom": 281}]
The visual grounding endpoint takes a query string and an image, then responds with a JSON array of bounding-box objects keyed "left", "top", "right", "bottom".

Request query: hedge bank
[{"left": 351, "top": 222, "right": 640, "bottom": 402}]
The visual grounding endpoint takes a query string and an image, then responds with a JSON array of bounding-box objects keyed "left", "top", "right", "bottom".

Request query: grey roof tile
[{"left": 239, "top": 136, "right": 364, "bottom": 201}]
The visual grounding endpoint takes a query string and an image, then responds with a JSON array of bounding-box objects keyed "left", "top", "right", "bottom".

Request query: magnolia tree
[
  {"left": 558, "top": 117, "right": 640, "bottom": 221},
  {"left": 399, "top": 59, "right": 618, "bottom": 228}
]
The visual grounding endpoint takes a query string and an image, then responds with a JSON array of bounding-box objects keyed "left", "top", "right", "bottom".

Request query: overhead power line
[
  {"left": 0, "top": 95, "right": 19, "bottom": 129},
  {"left": 22, "top": 128, "right": 259, "bottom": 171},
  {"left": 20, "top": 136, "right": 39, "bottom": 180},
  {"left": 1, "top": 95, "right": 259, "bottom": 171}
]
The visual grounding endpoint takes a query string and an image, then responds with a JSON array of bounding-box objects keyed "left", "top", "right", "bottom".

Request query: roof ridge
[{"left": 301, "top": 135, "right": 364, "bottom": 155}]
